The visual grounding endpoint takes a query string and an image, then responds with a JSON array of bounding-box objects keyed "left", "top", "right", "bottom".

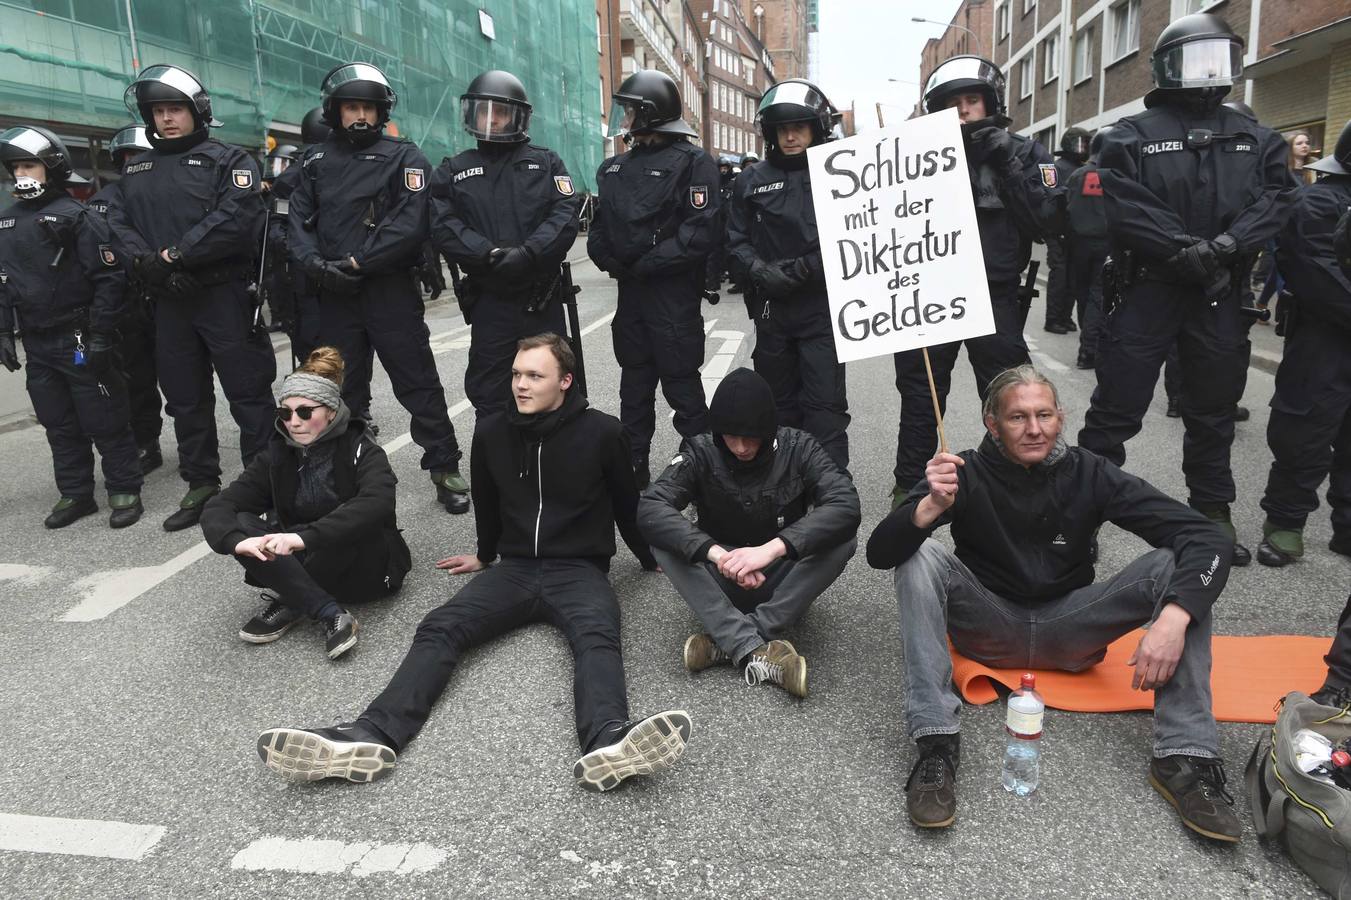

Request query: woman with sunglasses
[{"left": 200, "top": 346, "right": 411, "bottom": 658}]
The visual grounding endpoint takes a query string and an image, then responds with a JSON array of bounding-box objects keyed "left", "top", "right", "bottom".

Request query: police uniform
[
  {"left": 1063, "top": 152, "right": 1109, "bottom": 368},
  {"left": 1044, "top": 129, "right": 1090, "bottom": 333}
]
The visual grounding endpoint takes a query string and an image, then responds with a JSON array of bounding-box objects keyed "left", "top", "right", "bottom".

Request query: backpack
[{"left": 1247, "top": 691, "right": 1351, "bottom": 897}]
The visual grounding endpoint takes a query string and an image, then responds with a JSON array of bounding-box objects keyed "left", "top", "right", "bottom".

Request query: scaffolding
[{"left": 0, "top": 0, "right": 604, "bottom": 189}]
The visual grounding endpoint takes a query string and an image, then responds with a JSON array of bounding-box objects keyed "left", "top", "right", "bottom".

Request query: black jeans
[
  {"left": 1325, "top": 593, "right": 1351, "bottom": 693},
  {"left": 361, "top": 557, "right": 629, "bottom": 754}
]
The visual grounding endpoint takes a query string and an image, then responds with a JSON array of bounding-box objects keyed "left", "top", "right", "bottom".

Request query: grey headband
[{"left": 279, "top": 371, "right": 341, "bottom": 410}]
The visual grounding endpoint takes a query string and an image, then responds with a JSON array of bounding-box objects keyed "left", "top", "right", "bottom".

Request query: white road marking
[
  {"left": 0, "top": 813, "right": 165, "bottom": 861},
  {"left": 0, "top": 564, "right": 51, "bottom": 585},
  {"left": 1030, "top": 351, "right": 1069, "bottom": 373},
  {"left": 580, "top": 311, "right": 616, "bottom": 337},
  {"left": 1023, "top": 334, "right": 1038, "bottom": 350},
  {"left": 702, "top": 329, "right": 748, "bottom": 391},
  {"left": 231, "top": 836, "right": 448, "bottom": 877}
]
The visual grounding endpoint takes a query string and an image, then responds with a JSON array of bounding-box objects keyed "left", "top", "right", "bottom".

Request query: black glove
[
  {"left": 84, "top": 331, "right": 116, "bottom": 376},
  {"left": 163, "top": 270, "right": 204, "bottom": 300},
  {"left": 1166, "top": 239, "right": 1221, "bottom": 283},
  {"left": 488, "top": 246, "right": 534, "bottom": 280},
  {"left": 777, "top": 257, "right": 812, "bottom": 287},
  {"left": 311, "top": 260, "right": 363, "bottom": 296},
  {"left": 135, "top": 252, "right": 175, "bottom": 289},
  {"left": 968, "top": 126, "right": 1015, "bottom": 168},
  {"left": 0, "top": 333, "right": 19, "bottom": 372},
  {"left": 750, "top": 258, "right": 800, "bottom": 299},
  {"left": 417, "top": 252, "right": 446, "bottom": 300}
]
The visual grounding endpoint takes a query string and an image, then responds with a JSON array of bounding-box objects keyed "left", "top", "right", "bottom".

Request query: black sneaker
[
  {"left": 322, "top": 610, "right": 358, "bottom": 659},
  {"left": 1149, "top": 755, "right": 1241, "bottom": 843},
  {"left": 256, "top": 721, "right": 396, "bottom": 783},
  {"left": 906, "top": 734, "right": 960, "bottom": 828},
  {"left": 239, "top": 593, "right": 303, "bottom": 644},
  {"left": 44, "top": 495, "right": 98, "bottom": 529},
  {"left": 573, "top": 710, "right": 692, "bottom": 792},
  {"left": 1312, "top": 685, "right": 1351, "bottom": 709}
]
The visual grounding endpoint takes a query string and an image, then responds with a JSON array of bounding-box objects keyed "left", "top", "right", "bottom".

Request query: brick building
[
  {"left": 611, "top": 0, "right": 707, "bottom": 158},
  {"left": 741, "top": 0, "right": 814, "bottom": 81},
  {"left": 913, "top": 0, "right": 997, "bottom": 118},
  {"left": 694, "top": 0, "right": 776, "bottom": 159}
]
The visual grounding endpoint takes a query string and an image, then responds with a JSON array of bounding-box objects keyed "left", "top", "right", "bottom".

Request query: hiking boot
[
  {"left": 683, "top": 633, "right": 730, "bottom": 672},
  {"left": 108, "top": 493, "right": 143, "bottom": 529},
  {"left": 431, "top": 470, "right": 470, "bottom": 515},
  {"left": 44, "top": 495, "right": 97, "bottom": 529},
  {"left": 137, "top": 440, "right": 162, "bottom": 474},
  {"left": 163, "top": 484, "right": 219, "bottom": 532},
  {"left": 256, "top": 720, "right": 397, "bottom": 783},
  {"left": 906, "top": 734, "right": 960, "bottom": 828},
  {"left": 1331, "top": 532, "right": 1351, "bottom": 558},
  {"left": 1148, "top": 755, "right": 1242, "bottom": 843},
  {"left": 1194, "top": 504, "right": 1250, "bottom": 567},
  {"left": 743, "top": 640, "right": 808, "bottom": 698},
  {"left": 1256, "top": 521, "right": 1303, "bottom": 568},
  {"left": 573, "top": 710, "right": 692, "bottom": 793},
  {"left": 321, "top": 609, "right": 358, "bottom": 659},
  {"left": 239, "top": 592, "right": 303, "bottom": 644},
  {"left": 1312, "top": 684, "right": 1351, "bottom": 709},
  {"left": 1166, "top": 397, "right": 1181, "bottom": 418}
]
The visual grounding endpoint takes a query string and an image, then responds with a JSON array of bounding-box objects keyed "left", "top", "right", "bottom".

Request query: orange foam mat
[{"left": 950, "top": 630, "right": 1330, "bottom": 724}]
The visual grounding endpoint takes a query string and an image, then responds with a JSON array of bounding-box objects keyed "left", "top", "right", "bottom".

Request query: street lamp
[{"left": 911, "top": 16, "right": 985, "bottom": 57}]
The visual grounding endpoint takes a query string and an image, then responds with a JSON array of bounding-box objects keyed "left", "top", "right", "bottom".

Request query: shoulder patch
[
  {"left": 1082, "top": 170, "right": 1103, "bottom": 197},
  {"left": 689, "top": 185, "right": 709, "bottom": 209},
  {"left": 125, "top": 161, "right": 153, "bottom": 175},
  {"left": 404, "top": 168, "right": 426, "bottom": 192},
  {"left": 751, "top": 180, "right": 785, "bottom": 195},
  {"left": 1140, "top": 140, "right": 1185, "bottom": 156},
  {"left": 231, "top": 169, "right": 254, "bottom": 189},
  {"left": 554, "top": 175, "right": 574, "bottom": 196},
  {"left": 1037, "top": 163, "right": 1057, "bottom": 188},
  {"left": 99, "top": 244, "right": 118, "bottom": 267},
  {"left": 453, "top": 166, "right": 484, "bottom": 184},
  {"left": 605, "top": 163, "right": 622, "bottom": 174}
]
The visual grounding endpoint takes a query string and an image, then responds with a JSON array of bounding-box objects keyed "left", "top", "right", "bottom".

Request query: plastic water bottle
[{"left": 1001, "top": 673, "right": 1043, "bottom": 796}]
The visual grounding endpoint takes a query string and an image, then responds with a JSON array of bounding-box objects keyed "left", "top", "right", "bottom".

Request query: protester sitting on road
[
  {"left": 200, "top": 346, "right": 410, "bottom": 659},
  {"left": 867, "top": 364, "right": 1241, "bottom": 841},
  {"left": 254, "top": 333, "right": 692, "bottom": 792},
  {"left": 639, "top": 368, "right": 859, "bottom": 698}
]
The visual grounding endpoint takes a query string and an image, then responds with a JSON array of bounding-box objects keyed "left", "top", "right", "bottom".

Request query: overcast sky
[{"left": 815, "top": 0, "right": 966, "bottom": 129}]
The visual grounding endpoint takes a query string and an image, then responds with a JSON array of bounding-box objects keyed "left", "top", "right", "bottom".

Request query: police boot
[
  {"left": 108, "top": 493, "right": 144, "bottom": 529},
  {"left": 1330, "top": 532, "right": 1351, "bottom": 558},
  {"left": 1233, "top": 405, "right": 1250, "bottom": 423},
  {"left": 138, "top": 440, "right": 163, "bottom": 475},
  {"left": 163, "top": 484, "right": 220, "bottom": 532},
  {"left": 431, "top": 470, "right": 470, "bottom": 515},
  {"left": 1194, "top": 504, "right": 1250, "bottom": 567},
  {"left": 44, "top": 496, "right": 98, "bottom": 529},
  {"left": 1256, "top": 521, "right": 1303, "bottom": 568},
  {"left": 633, "top": 455, "right": 651, "bottom": 491}
]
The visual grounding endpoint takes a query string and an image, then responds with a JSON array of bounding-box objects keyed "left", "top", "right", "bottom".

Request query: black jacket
[
  {"left": 726, "top": 154, "right": 826, "bottom": 295},
  {"left": 1279, "top": 177, "right": 1351, "bottom": 334},
  {"left": 1064, "top": 161, "right": 1109, "bottom": 242},
  {"left": 967, "top": 132, "right": 1062, "bottom": 284},
  {"left": 866, "top": 435, "right": 1231, "bottom": 622},
  {"left": 639, "top": 427, "right": 860, "bottom": 563},
  {"left": 200, "top": 419, "right": 409, "bottom": 576},
  {"left": 469, "top": 388, "right": 654, "bottom": 569}
]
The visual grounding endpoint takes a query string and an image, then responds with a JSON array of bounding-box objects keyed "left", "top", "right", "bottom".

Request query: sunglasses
[{"left": 276, "top": 404, "right": 323, "bottom": 422}]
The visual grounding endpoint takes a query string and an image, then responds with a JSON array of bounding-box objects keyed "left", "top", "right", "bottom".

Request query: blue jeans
[{"left": 893, "top": 539, "right": 1219, "bottom": 759}]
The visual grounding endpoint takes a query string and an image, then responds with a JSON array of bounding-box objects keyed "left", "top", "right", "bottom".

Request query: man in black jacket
[
  {"left": 868, "top": 365, "right": 1240, "bottom": 842},
  {"left": 256, "top": 333, "right": 692, "bottom": 792},
  {"left": 640, "top": 368, "right": 859, "bottom": 698}
]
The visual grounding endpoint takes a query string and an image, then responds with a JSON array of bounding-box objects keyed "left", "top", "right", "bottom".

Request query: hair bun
[{"left": 296, "top": 345, "right": 345, "bottom": 387}]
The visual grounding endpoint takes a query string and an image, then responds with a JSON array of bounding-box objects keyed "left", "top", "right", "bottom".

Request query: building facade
[
  {"left": 693, "top": 0, "right": 775, "bottom": 159},
  {"left": 741, "top": 0, "right": 813, "bottom": 81}
]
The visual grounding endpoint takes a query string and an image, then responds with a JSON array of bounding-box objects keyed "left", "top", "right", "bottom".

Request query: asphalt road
[{"left": 0, "top": 253, "right": 1346, "bottom": 898}]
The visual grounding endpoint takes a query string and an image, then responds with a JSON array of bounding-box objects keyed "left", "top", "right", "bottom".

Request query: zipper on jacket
[{"left": 533, "top": 443, "right": 543, "bottom": 557}]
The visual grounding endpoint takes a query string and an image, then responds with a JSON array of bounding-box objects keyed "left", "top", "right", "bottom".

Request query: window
[
  {"left": 1018, "top": 56, "right": 1033, "bottom": 99},
  {"left": 1174, "top": 0, "right": 1224, "bottom": 14},
  {"left": 1072, "top": 27, "right": 1093, "bottom": 83},
  {"left": 1022, "top": 0, "right": 1035, "bottom": 14},
  {"left": 1108, "top": 0, "right": 1141, "bottom": 63},
  {"left": 996, "top": 2, "right": 1009, "bottom": 41},
  {"left": 1043, "top": 32, "right": 1060, "bottom": 83}
]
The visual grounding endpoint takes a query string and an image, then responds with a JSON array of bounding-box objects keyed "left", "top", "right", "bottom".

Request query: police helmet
[
  {"left": 1223, "top": 100, "right": 1256, "bottom": 120},
  {"left": 0, "top": 125, "right": 87, "bottom": 186},
  {"left": 108, "top": 124, "right": 151, "bottom": 168},
  {"left": 1151, "top": 13, "right": 1244, "bottom": 91},
  {"left": 461, "top": 70, "right": 532, "bottom": 143},
  {"left": 320, "top": 63, "right": 398, "bottom": 128},
  {"left": 607, "top": 70, "right": 697, "bottom": 139},
  {"left": 1088, "top": 125, "right": 1117, "bottom": 159},
  {"left": 1308, "top": 118, "right": 1351, "bottom": 177},
  {"left": 923, "top": 55, "right": 1006, "bottom": 119},
  {"left": 300, "top": 106, "right": 332, "bottom": 145},
  {"left": 125, "top": 64, "right": 219, "bottom": 134},
  {"left": 266, "top": 143, "right": 299, "bottom": 180},
  {"left": 1059, "top": 127, "right": 1091, "bottom": 159},
  {"left": 756, "top": 79, "right": 837, "bottom": 150}
]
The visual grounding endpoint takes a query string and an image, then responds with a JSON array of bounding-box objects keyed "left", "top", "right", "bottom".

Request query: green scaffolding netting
[{"left": 0, "top": 0, "right": 604, "bottom": 189}]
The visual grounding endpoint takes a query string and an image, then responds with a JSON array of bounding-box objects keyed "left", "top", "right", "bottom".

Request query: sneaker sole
[
  {"left": 256, "top": 728, "right": 395, "bottom": 783},
  {"left": 1147, "top": 771, "right": 1241, "bottom": 843},
  {"left": 327, "top": 621, "right": 358, "bottom": 660},
  {"left": 682, "top": 636, "right": 725, "bottom": 672},
  {"left": 238, "top": 620, "right": 300, "bottom": 644},
  {"left": 910, "top": 809, "right": 956, "bottom": 829},
  {"left": 573, "top": 710, "right": 692, "bottom": 793}
]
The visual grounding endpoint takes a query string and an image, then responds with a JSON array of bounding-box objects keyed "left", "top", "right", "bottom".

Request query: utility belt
[
  {"left": 22, "top": 306, "right": 89, "bottom": 336},
  {"left": 185, "top": 257, "right": 252, "bottom": 286}
]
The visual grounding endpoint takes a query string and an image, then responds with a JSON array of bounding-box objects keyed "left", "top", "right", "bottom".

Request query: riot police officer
[
  {"left": 87, "top": 123, "right": 163, "bottom": 473},
  {"left": 262, "top": 142, "right": 299, "bottom": 336},
  {"left": 1076, "top": 13, "right": 1297, "bottom": 565},
  {"left": 890, "top": 55, "right": 1056, "bottom": 503},
  {"left": 430, "top": 70, "right": 580, "bottom": 418},
  {"left": 1064, "top": 126, "right": 1113, "bottom": 369},
  {"left": 0, "top": 126, "right": 144, "bottom": 528},
  {"left": 727, "top": 79, "right": 850, "bottom": 471},
  {"left": 1256, "top": 118, "right": 1351, "bottom": 566},
  {"left": 588, "top": 69, "right": 720, "bottom": 486},
  {"left": 288, "top": 63, "right": 469, "bottom": 514},
  {"left": 108, "top": 64, "right": 278, "bottom": 532},
  {"left": 705, "top": 153, "right": 739, "bottom": 291},
  {"left": 1045, "top": 127, "right": 1090, "bottom": 333}
]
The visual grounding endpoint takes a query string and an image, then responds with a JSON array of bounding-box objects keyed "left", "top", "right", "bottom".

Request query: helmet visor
[
  {"left": 109, "top": 125, "right": 150, "bottom": 156},
  {"left": 924, "top": 57, "right": 1003, "bottom": 107},
  {"left": 461, "top": 98, "right": 530, "bottom": 142},
  {"left": 322, "top": 64, "right": 397, "bottom": 108},
  {"left": 758, "top": 82, "right": 827, "bottom": 117},
  {"left": 606, "top": 98, "right": 641, "bottom": 138},
  {"left": 266, "top": 156, "right": 291, "bottom": 178},
  {"left": 125, "top": 65, "right": 204, "bottom": 115},
  {"left": 1153, "top": 39, "right": 1243, "bottom": 88},
  {"left": 0, "top": 127, "right": 54, "bottom": 159}
]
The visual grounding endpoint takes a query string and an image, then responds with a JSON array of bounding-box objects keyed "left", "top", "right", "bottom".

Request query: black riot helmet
[
  {"left": 320, "top": 62, "right": 398, "bottom": 129},
  {"left": 1308, "top": 118, "right": 1351, "bottom": 177},
  {"left": 1151, "top": 13, "right": 1244, "bottom": 91},
  {"left": 108, "top": 124, "right": 152, "bottom": 169},
  {"left": 1223, "top": 99, "right": 1257, "bottom": 120},
  {"left": 607, "top": 70, "right": 697, "bottom": 139},
  {"left": 300, "top": 106, "right": 332, "bottom": 145},
  {"left": 265, "top": 143, "right": 299, "bottom": 180},
  {"left": 1058, "top": 127, "right": 1091, "bottom": 161},
  {"left": 924, "top": 55, "right": 1007, "bottom": 121},
  {"left": 756, "top": 79, "right": 837, "bottom": 150},
  {"left": 1088, "top": 125, "right": 1117, "bottom": 160},
  {"left": 124, "top": 64, "right": 220, "bottom": 143},
  {"left": 0, "top": 125, "right": 88, "bottom": 189},
  {"left": 461, "top": 70, "right": 532, "bottom": 143}
]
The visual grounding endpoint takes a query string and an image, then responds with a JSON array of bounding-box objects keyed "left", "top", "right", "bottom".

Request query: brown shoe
[
  {"left": 906, "top": 735, "right": 959, "bottom": 828},
  {"left": 743, "top": 640, "right": 807, "bottom": 698},
  {"left": 1149, "top": 755, "right": 1242, "bottom": 843},
  {"left": 683, "top": 633, "right": 730, "bottom": 672}
]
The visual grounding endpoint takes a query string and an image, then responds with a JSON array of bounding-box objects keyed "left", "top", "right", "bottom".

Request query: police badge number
[
  {"left": 554, "top": 175, "right": 575, "bottom": 196},
  {"left": 405, "top": 168, "right": 426, "bottom": 192},
  {"left": 690, "top": 186, "right": 709, "bottom": 209},
  {"left": 1038, "top": 164, "right": 1057, "bottom": 188},
  {"left": 98, "top": 244, "right": 118, "bottom": 267},
  {"left": 231, "top": 169, "right": 254, "bottom": 189}
]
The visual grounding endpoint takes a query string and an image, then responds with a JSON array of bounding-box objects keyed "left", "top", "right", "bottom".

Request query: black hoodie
[{"left": 470, "top": 387, "right": 655, "bottom": 570}]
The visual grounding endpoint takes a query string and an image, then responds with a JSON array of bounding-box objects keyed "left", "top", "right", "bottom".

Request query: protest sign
[{"left": 807, "top": 108, "right": 993, "bottom": 365}]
